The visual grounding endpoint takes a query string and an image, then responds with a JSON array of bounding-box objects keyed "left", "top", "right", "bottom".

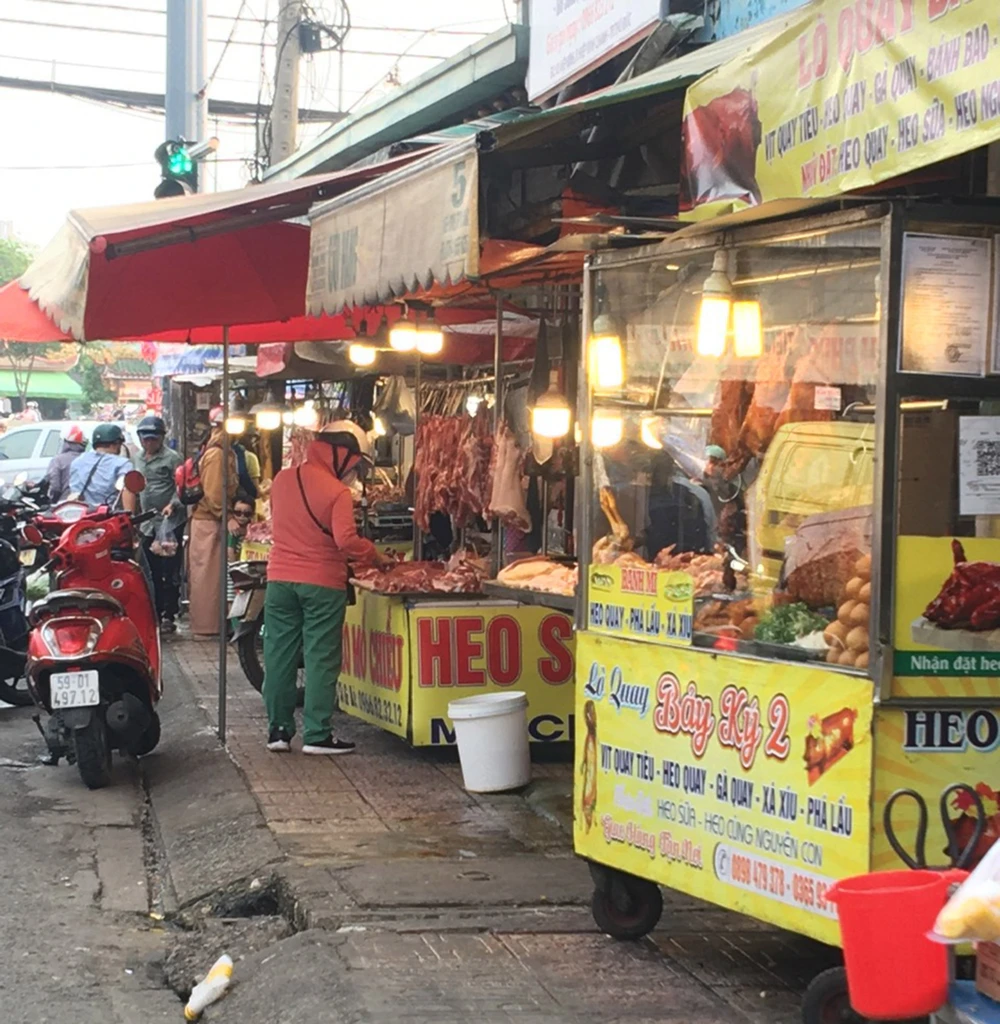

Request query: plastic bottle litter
[{"left": 183, "top": 954, "right": 233, "bottom": 1021}]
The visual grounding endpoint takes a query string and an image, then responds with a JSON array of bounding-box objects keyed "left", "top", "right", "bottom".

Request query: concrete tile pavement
[{"left": 164, "top": 635, "right": 833, "bottom": 1023}]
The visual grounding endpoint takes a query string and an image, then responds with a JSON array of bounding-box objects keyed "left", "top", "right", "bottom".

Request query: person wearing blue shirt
[{"left": 68, "top": 423, "right": 136, "bottom": 512}]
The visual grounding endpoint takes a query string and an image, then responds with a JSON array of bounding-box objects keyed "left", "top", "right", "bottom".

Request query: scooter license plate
[
  {"left": 50, "top": 670, "right": 99, "bottom": 709},
  {"left": 18, "top": 549, "right": 35, "bottom": 567},
  {"left": 229, "top": 592, "right": 250, "bottom": 618}
]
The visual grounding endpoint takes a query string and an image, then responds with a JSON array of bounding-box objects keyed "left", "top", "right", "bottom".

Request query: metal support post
[
  {"left": 412, "top": 353, "right": 423, "bottom": 561},
  {"left": 166, "top": 0, "right": 207, "bottom": 186},
  {"left": 218, "top": 327, "right": 230, "bottom": 744},
  {"left": 492, "top": 294, "right": 504, "bottom": 576}
]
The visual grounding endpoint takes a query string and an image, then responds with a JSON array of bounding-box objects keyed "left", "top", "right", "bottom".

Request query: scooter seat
[{"left": 30, "top": 588, "right": 126, "bottom": 624}]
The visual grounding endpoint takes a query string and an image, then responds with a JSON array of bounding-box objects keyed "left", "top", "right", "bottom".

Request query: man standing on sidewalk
[
  {"left": 132, "top": 415, "right": 185, "bottom": 633},
  {"left": 263, "top": 420, "right": 389, "bottom": 755}
]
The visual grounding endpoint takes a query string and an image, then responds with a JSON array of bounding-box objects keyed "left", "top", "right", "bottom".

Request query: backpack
[{"left": 175, "top": 449, "right": 204, "bottom": 506}]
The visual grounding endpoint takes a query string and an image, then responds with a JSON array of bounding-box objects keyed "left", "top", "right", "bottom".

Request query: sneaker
[
  {"left": 160, "top": 617, "right": 177, "bottom": 635},
  {"left": 302, "top": 737, "right": 355, "bottom": 756},
  {"left": 266, "top": 728, "right": 292, "bottom": 753}
]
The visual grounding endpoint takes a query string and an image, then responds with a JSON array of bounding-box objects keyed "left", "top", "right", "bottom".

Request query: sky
[{"left": 0, "top": 0, "right": 512, "bottom": 247}]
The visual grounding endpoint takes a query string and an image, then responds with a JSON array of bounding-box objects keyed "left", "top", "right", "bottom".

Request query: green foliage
[
  {"left": 0, "top": 236, "right": 32, "bottom": 287},
  {"left": 77, "top": 351, "right": 114, "bottom": 413}
]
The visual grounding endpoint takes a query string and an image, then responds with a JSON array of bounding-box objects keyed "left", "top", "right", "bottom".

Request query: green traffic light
[{"left": 168, "top": 146, "right": 193, "bottom": 176}]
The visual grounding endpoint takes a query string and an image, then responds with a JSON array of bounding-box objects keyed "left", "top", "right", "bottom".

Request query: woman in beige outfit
[{"left": 188, "top": 425, "right": 237, "bottom": 636}]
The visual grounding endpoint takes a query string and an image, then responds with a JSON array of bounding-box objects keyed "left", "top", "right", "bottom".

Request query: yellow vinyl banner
[
  {"left": 680, "top": 0, "right": 1000, "bottom": 217},
  {"left": 574, "top": 633, "right": 874, "bottom": 944},
  {"left": 587, "top": 565, "right": 694, "bottom": 647},
  {"left": 339, "top": 593, "right": 410, "bottom": 737},
  {"left": 408, "top": 602, "right": 575, "bottom": 747}
]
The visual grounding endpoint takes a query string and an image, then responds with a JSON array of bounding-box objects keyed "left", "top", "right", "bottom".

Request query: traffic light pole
[{"left": 166, "top": 0, "right": 207, "bottom": 186}]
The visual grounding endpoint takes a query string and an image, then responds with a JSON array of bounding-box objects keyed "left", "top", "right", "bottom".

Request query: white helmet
[{"left": 316, "top": 419, "right": 374, "bottom": 480}]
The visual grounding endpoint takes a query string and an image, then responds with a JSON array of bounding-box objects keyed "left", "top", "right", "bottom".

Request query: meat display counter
[{"left": 570, "top": 202, "right": 1000, "bottom": 1021}]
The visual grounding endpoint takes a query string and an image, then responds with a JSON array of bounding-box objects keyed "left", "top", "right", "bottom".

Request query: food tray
[
  {"left": 482, "top": 581, "right": 576, "bottom": 611},
  {"left": 911, "top": 616, "right": 1000, "bottom": 652},
  {"left": 350, "top": 578, "right": 486, "bottom": 602}
]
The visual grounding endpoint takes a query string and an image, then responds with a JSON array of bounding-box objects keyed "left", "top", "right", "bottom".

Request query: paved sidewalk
[{"left": 166, "top": 635, "right": 835, "bottom": 1023}]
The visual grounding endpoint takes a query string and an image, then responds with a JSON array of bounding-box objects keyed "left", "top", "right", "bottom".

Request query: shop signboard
[
  {"left": 680, "top": 0, "right": 1000, "bottom": 218},
  {"left": 339, "top": 593, "right": 410, "bottom": 738},
  {"left": 587, "top": 564, "right": 694, "bottom": 647},
  {"left": 527, "top": 0, "right": 661, "bottom": 103},
  {"left": 574, "top": 633, "right": 874, "bottom": 944},
  {"left": 872, "top": 707, "right": 1000, "bottom": 873},
  {"left": 893, "top": 534, "right": 1000, "bottom": 699},
  {"left": 409, "top": 602, "right": 575, "bottom": 746},
  {"left": 306, "top": 143, "right": 478, "bottom": 316}
]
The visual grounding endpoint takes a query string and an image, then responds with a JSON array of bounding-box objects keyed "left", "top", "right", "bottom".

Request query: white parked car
[{"left": 0, "top": 420, "right": 142, "bottom": 487}]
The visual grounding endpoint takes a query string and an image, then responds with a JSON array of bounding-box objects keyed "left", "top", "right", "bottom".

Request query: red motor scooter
[{"left": 25, "top": 473, "right": 161, "bottom": 789}]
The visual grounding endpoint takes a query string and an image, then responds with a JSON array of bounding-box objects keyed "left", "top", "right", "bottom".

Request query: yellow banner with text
[
  {"left": 587, "top": 565, "right": 694, "bottom": 647},
  {"left": 339, "top": 593, "right": 410, "bottom": 738},
  {"left": 681, "top": 0, "right": 1000, "bottom": 217},
  {"left": 574, "top": 633, "right": 874, "bottom": 944},
  {"left": 409, "top": 602, "right": 575, "bottom": 747}
]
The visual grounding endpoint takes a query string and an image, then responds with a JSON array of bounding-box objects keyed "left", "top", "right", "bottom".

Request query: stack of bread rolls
[{"left": 823, "top": 554, "right": 871, "bottom": 669}]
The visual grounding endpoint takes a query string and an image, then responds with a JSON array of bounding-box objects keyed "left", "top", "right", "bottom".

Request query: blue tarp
[{"left": 152, "top": 345, "right": 246, "bottom": 378}]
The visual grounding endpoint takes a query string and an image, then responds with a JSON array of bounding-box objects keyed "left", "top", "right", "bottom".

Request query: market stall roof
[
  {"left": 14, "top": 151, "right": 427, "bottom": 342},
  {"left": 0, "top": 370, "right": 82, "bottom": 400}
]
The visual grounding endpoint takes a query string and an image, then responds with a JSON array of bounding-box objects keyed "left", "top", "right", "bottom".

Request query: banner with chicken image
[
  {"left": 873, "top": 707, "right": 1000, "bottom": 872},
  {"left": 574, "top": 633, "right": 873, "bottom": 945},
  {"left": 680, "top": 0, "right": 1000, "bottom": 219},
  {"left": 894, "top": 535, "right": 1000, "bottom": 698}
]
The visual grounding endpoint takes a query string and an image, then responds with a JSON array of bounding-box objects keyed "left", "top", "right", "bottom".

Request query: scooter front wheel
[
  {"left": 0, "top": 677, "right": 33, "bottom": 707},
  {"left": 74, "top": 713, "right": 112, "bottom": 790}
]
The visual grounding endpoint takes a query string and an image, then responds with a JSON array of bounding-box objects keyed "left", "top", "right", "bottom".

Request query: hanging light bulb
[
  {"left": 293, "top": 400, "right": 318, "bottom": 429},
  {"left": 250, "top": 391, "right": 283, "bottom": 431},
  {"left": 696, "top": 250, "right": 733, "bottom": 358},
  {"left": 282, "top": 409, "right": 295, "bottom": 426},
  {"left": 348, "top": 343, "right": 377, "bottom": 367},
  {"left": 224, "top": 415, "right": 246, "bottom": 435},
  {"left": 588, "top": 313, "right": 624, "bottom": 391},
  {"left": 531, "top": 370, "right": 571, "bottom": 439},
  {"left": 373, "top": 415, "right": 387, "bottom": 437},
  {"left": 591, "top": 411, "right": 623, "bottom": 449},
  {"left": 389, "top": 323, "right": 418, "bottom": 352},
  {"left": 733, "top": 299, "right": 763, "bottom": 358},
  {"left": 640, "top": 415, "right": 663, "bottom": 450},
  {"left": 416, "top": 327, "right": 444, "bottom": 356}
]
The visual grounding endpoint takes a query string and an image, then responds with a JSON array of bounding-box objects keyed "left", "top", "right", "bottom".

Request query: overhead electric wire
[
  {"left": 203, "top": 0, "right": 250, "bottom": 94},
  {"left": 0, "top": 16, "right": 452, "bottom": 56},
  {"left": 25, "top": 0, "right": 491, "bottom": 33},
  {"left": 0, "top": 50, "right": 259, "bottom": 87}
]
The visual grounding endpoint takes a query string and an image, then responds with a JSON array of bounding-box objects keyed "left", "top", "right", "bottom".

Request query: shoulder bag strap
[
  {"left": 78, "top": 454, "right": 106, "bottom": 502},
  {"left": 296, "top": 468, "right": 333, "bottom": 537}
]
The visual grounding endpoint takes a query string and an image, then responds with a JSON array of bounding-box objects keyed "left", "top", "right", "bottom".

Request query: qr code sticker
[{"left": 975, "top": 440, "right": 1000, "bottom": 477}]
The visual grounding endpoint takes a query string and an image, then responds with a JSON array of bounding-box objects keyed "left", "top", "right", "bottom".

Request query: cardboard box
[
  {"left": 898, "top": 410, "right": 958, "bottom": 536},
  {"left": 977, "top": 940, "right": 1000, "bottom": 1002}
]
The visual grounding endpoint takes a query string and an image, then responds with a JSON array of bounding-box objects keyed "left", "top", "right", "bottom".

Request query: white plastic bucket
[{"left": 448, "top": 691, "right": 531, "bottom": 793}]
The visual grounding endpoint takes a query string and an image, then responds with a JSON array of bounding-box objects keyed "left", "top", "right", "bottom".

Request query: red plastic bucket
[{"left": 827, "top": 869, "right": 963, "bottom": 1019}]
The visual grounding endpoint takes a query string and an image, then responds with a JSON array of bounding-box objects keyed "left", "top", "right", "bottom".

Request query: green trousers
[{"left": 262, "top": 581, "right": 347, "bottom": 744}]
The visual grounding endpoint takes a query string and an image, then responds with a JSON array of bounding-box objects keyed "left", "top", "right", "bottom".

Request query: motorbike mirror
[
  {"left": 20, "top": 524, "right": 43, "bottom": 546},
  {"left": 12, "top": 472, "right": 27, "bottom": 487},
  {"left": 122, "top": 470, "right": 146, "bottom": 495}
]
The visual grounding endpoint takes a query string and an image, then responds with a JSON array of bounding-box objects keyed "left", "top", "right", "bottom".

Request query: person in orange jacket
[{"left": 263, "top": 420, "right": 391, "bottom": 754}]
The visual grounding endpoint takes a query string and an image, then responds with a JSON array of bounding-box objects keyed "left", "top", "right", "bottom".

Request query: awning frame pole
[
  {"left": 218, "top": 326, "right": 229, "bottom": 745},
  {"left": 491, "top": 293, "right": 503, "bottom": 577}
]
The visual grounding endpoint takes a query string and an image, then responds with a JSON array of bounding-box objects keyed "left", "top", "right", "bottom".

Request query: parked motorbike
[
  {"left": 25, "top": 472, "right": 162, "bottom": 789},
  {"left": 0, "top": 475, "right": 53, "bottom": 706},
  {"left": 229, "top": 560, "right": 303, "bottom": 704},
  {"left": 229, "top": 559, "right": 267, "bottom": 691}
]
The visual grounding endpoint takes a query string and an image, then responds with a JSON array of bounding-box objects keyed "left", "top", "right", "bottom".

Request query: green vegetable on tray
[{"left": 754, "top": 603, "right": 828, "bottom": 645}]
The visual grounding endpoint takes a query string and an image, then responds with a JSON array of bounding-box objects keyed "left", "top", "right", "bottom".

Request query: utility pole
[
  {"left": 271, "top": 0, "right": 304, "bottom": 165},
  {"left": 165, "top": 0, "right": 207, "bottom": 185}
]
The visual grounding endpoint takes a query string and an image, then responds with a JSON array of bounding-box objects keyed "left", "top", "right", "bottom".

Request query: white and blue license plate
[{"left": 50, "top": 670, "right": 99, "bottom": 709}]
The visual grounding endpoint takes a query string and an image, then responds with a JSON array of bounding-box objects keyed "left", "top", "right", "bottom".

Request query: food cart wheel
[
  {"left": 590, "top": 869, "right": 663, "bottom": 940},
  {"left": 801, "top": 967, "right": 869, "bottom": 1024}
]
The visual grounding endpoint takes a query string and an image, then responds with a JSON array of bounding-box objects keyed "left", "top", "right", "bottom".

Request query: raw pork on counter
[
  {"left": 353, "top": 557, "right": 486, "bottom": 595},
  {"left": 496, "top": 557, "right": 577, "bottom": 597}
]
